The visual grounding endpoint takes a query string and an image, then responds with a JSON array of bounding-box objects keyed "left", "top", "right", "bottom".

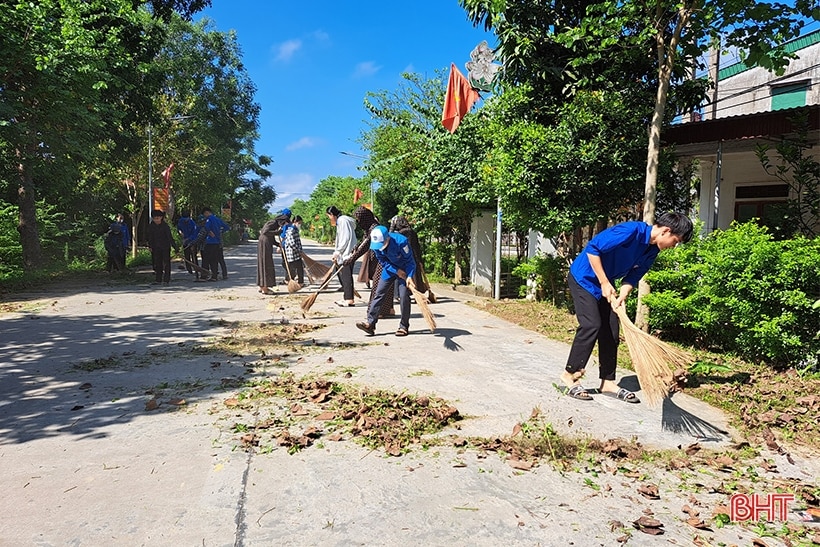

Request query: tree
[
  {"left": 460, "top": 0, "right": 816, "bottom": 223},
  {"left": 0, "top": 0, "right": 209, "bottom": 270}
]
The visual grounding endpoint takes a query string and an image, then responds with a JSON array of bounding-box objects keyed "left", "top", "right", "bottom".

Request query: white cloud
[
  {"left": 268, "top": 173, "right": 317, "bottom": 211},
  {"left": 310, "top": 30, "right": 330, "bottom": 43},
  {"left": 352, "top": 61, "right": 381, "bottom": 79},
  {"left": 285, "top": 137, "right": 318, "bottom": 151},
  {"left": 274, "top": 39, "right": 302, "bottom": 62}
]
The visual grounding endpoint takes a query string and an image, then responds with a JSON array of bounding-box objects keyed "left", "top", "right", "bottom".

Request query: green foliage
[
  {"left": 644, "top": 222, "right": 820, "bottom": 367},
  {"left": 480, "top": 85, "right": 648, "bottom": 236},
  {"left": 512, "top": 253, "right": 569, "bottom": 306}
]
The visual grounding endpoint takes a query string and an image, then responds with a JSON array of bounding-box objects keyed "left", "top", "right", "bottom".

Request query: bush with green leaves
[
  {"left": 512, "top": 253, "right": 569, "bottom": 306},
  {"left": 644, "top": 221, "right": 820, "bottom": 367}
]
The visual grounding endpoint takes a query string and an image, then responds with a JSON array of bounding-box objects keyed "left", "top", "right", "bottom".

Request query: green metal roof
[{"left": 718, "top": 28, "right": 820, "bottom": 81}]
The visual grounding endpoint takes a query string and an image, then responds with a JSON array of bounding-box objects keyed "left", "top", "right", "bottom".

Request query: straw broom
[
  {"left": 610, "top": 299, "right": 691, "bottom": 407},
  {"left": 280, "top": 247, "right": 301, "bottom": 293},
  {"left": 407, "top": 280, "right": 436, "bottom": 333},
  {"left": 301, "top": 252, "right": 330, "bottom": 280},
  {"left": 421, "top": 267, "right": 437, "bottom": 304},
  {"left": 300, "top": 262, "right": 339, "bottom": 312}
]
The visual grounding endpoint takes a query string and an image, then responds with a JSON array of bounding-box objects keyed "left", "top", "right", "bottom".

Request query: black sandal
[{"left": 565, "top": 384, "right": 593, "bottom": 401}]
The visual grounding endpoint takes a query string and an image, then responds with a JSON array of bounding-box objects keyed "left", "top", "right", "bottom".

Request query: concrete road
[{"left": 1, "top": 239, "right": 811, "bottom": 547}]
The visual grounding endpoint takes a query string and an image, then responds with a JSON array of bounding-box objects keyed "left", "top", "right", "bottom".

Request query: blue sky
[{"left": 196, "top": 1, "right": 495, "bottom": 213}]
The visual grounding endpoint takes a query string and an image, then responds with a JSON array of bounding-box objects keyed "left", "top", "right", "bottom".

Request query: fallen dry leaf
[
  {"left": 511, "top": 423, "right": 522, "bottom": 437},
  {"left": 168, "top": 398, "right": 186, "bottom": 406},
  {"left": 682, "top": 504, "right": 700, "bottom": 518},
  {"left": 144, "top": 398, "right": 159, "bottom": 411},
  {"left": 686, "top": 517, "right": 710, "bottom": 530},
  {"left": 608, "top": 520, "right": 624, "bottom": 531},
  {"left": 315, "top": 411, "right": 335, "bottom": 420},
  {"left": 638, "top": 484, "right": 660, "bottom": 500},
  {"left": 224, "top": 397, "right": 239, "bottom": 407},
  {"left": 684, "top": 442, "right": 701, "bottom": 456},
  {"left": 632, "top": 515, "right": 664, "bottom": 535},
  {"left": 507, "top": 458, "right": 533, "bottom": 471},
  {"left": 752, "top": 539, "right": 770, "bottom": 547},
  {"left": 79, "top": 383, "right": 92, "bottom": 390}
]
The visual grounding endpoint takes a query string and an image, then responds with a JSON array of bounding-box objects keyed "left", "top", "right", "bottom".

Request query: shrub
[
  {"left": 644, "top": 221, "right": 820, "bottom": 367},
  {"left": 512, "top": 253, "right": 569, "bottom": 305}
]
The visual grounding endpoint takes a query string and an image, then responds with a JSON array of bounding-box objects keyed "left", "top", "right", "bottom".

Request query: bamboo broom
[
  {"left": 610, "top": 299, "right": 691, "bottom": 407},
  {"left": 280, "top": 246, "right": 302, "bottom": 293},
  {"left": 300, "top": 262, "right": 339, "bottom": 312},
  {"left": 301, "top": 252, "right": 330, "bottom": 280},
  {"left": 407, "top": 280, "right": 436, "bottom": 333}
]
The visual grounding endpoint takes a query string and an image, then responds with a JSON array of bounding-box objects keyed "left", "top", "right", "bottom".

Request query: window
[
  {"left": 734, "top": 184, "right": 790, "bottom": 229},
  {"left": 770, "top": 81, "right": 809, "bottom": 110}
]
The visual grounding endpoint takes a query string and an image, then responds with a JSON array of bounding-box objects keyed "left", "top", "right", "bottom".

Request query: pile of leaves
[{"left": 223, "top": 373, "right": 461, "bottom": 456}]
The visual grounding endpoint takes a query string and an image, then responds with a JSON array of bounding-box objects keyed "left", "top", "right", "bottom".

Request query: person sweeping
[
  {"left": 356, "top": 225, "right": 416, "bottom": 337},
  {"left": 561, "top": 211, "right": 693, "bottom": 404}
]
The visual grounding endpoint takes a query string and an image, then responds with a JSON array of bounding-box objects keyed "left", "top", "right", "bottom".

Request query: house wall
[
  {"left": 695, "top": 143, "right": 820, "bottom": 233},
  {"left": 713, "top": 37, "right": 820, "bottom": 118},
  {"left": 470, "top": 209, "right": 495, "bottom": 296}
]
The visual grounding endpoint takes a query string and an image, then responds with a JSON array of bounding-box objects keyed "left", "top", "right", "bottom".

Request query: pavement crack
[{"left": 233, "top": 447, "right": 253, "bottom": 547}]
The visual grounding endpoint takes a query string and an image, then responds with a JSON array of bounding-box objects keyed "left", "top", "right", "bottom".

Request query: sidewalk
[{"left": 0, "top": 239, "right": 808, "bottom": 546}]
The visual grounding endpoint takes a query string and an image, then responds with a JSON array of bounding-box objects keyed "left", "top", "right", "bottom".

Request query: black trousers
[
  {"left": 151, "top": 248, "right": 172, "bottom": 283},
  {"left": 336, "top": 262, "right": 354, "bottom": 301},
  {"left": 203, "top": 244, "right": 220, "bottom": 280},
  {"left": 286, "top": 259, "right": 304, "bottom": 284},
  {"left": 565, "top": 274, "right": 620, "bottom": 381}
]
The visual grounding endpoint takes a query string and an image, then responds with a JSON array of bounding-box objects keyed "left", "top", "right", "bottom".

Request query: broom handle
[
  {"left": 280, "top": 244, "right": 293, "bottom": 279},
  {"left": 314, "top": 262, "right": 339, "bottom": 293}
]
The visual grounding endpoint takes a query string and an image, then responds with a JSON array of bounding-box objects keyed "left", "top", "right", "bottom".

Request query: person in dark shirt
[{"left": 146, "top": 210, "right": 179, "bottom": 285}]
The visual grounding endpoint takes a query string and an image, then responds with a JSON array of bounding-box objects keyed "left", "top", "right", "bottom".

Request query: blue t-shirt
[
  {"left": 569, "top": 221, "right": 659, "bottom": 299},
  {"left": 374, "top": 232, "right": 416, "bottom": 281}
]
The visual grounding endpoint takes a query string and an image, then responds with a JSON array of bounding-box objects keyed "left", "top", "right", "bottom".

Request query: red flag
[
  {"left": 161, "top": 163, "right": 174, "bottom": 188},
  {"left": 441, "top": 63, "right": 480, "bottom": 133},
  {"left": 353, "top": 188, "right": 364, "bottom": 204}
]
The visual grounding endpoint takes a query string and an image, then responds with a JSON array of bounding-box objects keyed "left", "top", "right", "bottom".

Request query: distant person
[
  {"left": 281, "top": 216, "right": 304, "bottom": 285},
  {"left": 201, "top": 207, "right": 227, "bottom": 282},
  {"left": 561, "top": 212, "right": 694, "bottom": 403},
  {"left": 104, "top": 222, "right": 125, "bottom": 273},
  {"left": 146, "top": 210, "right": 179, "bottom": 285},
  {"left": 176, "top": 209, "right": 198, "bottom": 277},
  {"left": 356, "top": 225, "right": 416, "bottom": 337},
  {"left": 256, "top": 218, "right": 279, "bottom": 294},
  {"left": 115, "top": 213, "right": 130, "bottom": 266},
  {"left": 326, "top": 205, "right": 357, "bottom": 307}
]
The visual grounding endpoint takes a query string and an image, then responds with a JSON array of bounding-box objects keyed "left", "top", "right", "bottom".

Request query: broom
[
  {"left": 407, "top": 279, "right": 436, "bottom": 333},
  {"left": 280, "top": 246, "right": 301, "bottom": 293},
  {"left": 300, "top": 262, "right": 339, "bottom": 312},
  {"left": 610, "top": 298, "right": 691, "bottom": 407},
  {"left": 420, "top": 267, "right": 437, "bottom": 304},
  {"left": 180, "top": 254, "right": 211, "bottom": 277},
  {"left": 301, "top": 252, "right": 330, "bottom": 281}
]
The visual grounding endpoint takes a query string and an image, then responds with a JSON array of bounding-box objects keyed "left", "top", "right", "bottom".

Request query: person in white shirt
[{"left": 326, "top": 205, "right": 357, "bottom": 306}]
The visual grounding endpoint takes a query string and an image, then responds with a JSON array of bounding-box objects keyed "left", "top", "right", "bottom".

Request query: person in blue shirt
[
  {"left": 115, "top": 213, "right": 130, "bottom": 266},
  {"left": 176, "top": 210, "right": 198, "bottom": 276},
  {"left": 562, "top": 212, "right": 693, "bottom": 404},
  {"left": 356, "top": 225, "right": 416, "bottom": 337},
  {"left": 201, "top": 207, "right": 229, "bottom": 282}
]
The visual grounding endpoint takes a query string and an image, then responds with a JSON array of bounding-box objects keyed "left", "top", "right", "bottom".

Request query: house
[{"left": 663, "top": 29, "right": 820, "bottom": 235}]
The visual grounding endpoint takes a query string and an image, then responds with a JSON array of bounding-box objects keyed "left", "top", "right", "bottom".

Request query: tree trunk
[
  {"left": 636, "top": 8, "right": 690, "bottom": 331},
  {"left": 16, "top": 158, "right": 44, "bottom": 270}
]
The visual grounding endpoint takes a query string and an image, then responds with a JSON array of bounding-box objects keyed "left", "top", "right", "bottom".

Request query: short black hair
[
  {"left": 326, "top": 206, "right": 341, "bottom": 217},
  {"left": 202, "top": 207, "right": 213, "bottom": 214},
  {"left": 656, "top": 212, "right": 693, "bottom": 243},
  {"left": 294, "top": 215, "right": 303, "bottom": 222}
]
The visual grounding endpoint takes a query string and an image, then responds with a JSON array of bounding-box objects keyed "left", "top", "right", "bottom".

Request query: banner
[
  {"left": 153, "top": 188, "right": 169, "bottom": 212},
  {"left": 161, "top": 163, "right": 174, "bottom": 188},
  {"left": 353, "top": 188, "right": 364, "bottom": 204}
]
